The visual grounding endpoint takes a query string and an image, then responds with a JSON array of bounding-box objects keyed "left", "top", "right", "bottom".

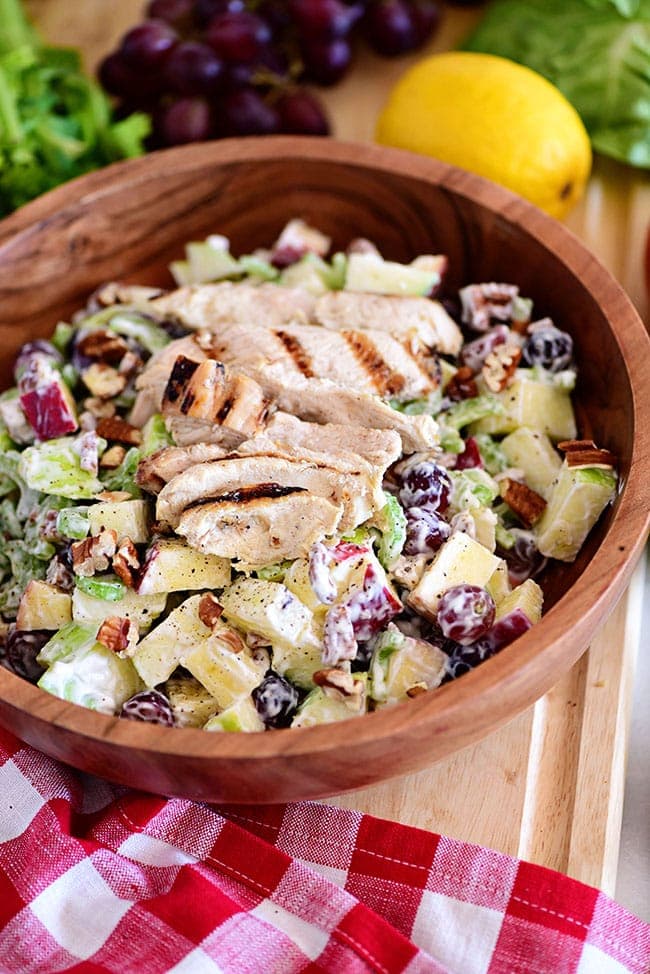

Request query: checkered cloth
[{"left": 0, "top": 727, "right": 648, "bottom": 974}]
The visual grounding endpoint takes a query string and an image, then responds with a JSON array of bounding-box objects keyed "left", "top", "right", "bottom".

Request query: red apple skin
[{"left": 20, "top": 383, "right": 78, "bottom": 439}]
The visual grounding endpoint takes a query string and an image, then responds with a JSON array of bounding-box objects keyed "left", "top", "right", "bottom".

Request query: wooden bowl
[{"left": 0, "top": 138, "right": 648, "bottom": 803}]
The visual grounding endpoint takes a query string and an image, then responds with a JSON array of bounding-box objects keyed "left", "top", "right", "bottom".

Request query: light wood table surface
[{"left": 26, "top": 0, "right": 650, "bottom": 897}]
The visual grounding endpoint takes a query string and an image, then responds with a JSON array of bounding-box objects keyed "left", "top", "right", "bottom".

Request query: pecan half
[
  {"left": 482, "top": 344, "right": 522, "bottom": 392},
  {"left": 71, "top": 529, "right": 118, "bottom": 577},
  {"left": 212, "top": 626, "right": 246, "bottom": 654},
  {"left": 198, "top": 593, "right": 223, "bottom": 629},
  {"left": 558, "top": 439, "right": 616, "bottom": 468},
  {"left": 81, "top": 363, "right": 127, "bottom": 399},
  {"left": 76, "top": 329, "right": 129, "bottom": 364},
  {"left": 113, "top": 538, "right": 140, "bottom": 587},
  {"left": 499, "top": 478, "right": 547, "bottom": 527},
  {"left": 445, "top": 365, "right": 478, "bottom": 401},
  {"left": 313, "top": 668, "right": 364, "bottom": 710},
  {"left": 97, "top": 616, "right": 137, "bottom": 653},
  {"left": 96, "top": 416, "right": 142, "bottom": 446},
  {"left": 460, "top": 283, "right": 519, "bottom": 332},
  {"left": 100, "top": 444, "right": 127, "bottom": 469}
]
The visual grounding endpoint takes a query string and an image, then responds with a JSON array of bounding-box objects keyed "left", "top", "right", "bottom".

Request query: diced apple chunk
[
  {"left": 495, "top": 579, "right": 543, "bottom": 624},
  {"left": 183, "top": 629, "right": 266, "bottom": 709},
  {"left": 72, "top": 586, "right": 166, "bottom": 633},
  {"left": 132, "top": 594, "right": 210, "bottom": 687},
  {"left": 166, "top": 675, "right": 220, "bottom": 728},
  {"left": 345, "top": 252, "right": 440, "bottom": 296},
  {"left": 20, "top": 375, "right": 78, "bottom": 440},
  {"left": 470, "top": 377, "right": 577, "bottom": 442},
  {"left": 486, "top": 560, "right": 511, "bottom": 604},
  {"left": 501, "top": 427, "right": 561, "bottom": 500},
  {"left": 16, "top": 581, "right": 72, "bottom": 631},
  {"left": 219, "top": 577, "right": 317, "bottom": 650},
  {"left": 136, "top": 539, "right": 230, "bottom": 595},
  {"left": 88, "top": 499, "right": 150, "bottom": 544},
  {"left": 408, "top": 533, "right": 501, "bottom": 619},
  {"left": 204, "top": 697, "right": 264, "bottom": 733},
  {"left": 534, "top": 463, "right": 617, "bottom": 562}
]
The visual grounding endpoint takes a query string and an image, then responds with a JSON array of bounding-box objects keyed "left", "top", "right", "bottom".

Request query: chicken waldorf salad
[{"left": 0, "top": 220, "right": 618, "bottom": 731}]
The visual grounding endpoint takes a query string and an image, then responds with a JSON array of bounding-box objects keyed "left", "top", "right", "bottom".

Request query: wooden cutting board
[{"left": 26, "top": 0, "right": 650, "bottom": 895}]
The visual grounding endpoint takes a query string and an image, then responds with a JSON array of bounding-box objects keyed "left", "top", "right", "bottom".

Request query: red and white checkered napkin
[{"left": 0, "top": 727, "right": 648, "bottom": 974}]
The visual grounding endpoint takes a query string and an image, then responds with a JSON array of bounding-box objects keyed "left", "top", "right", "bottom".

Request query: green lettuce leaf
[{"left": 463, "top": 0, "right": 650, "bottom": 168}]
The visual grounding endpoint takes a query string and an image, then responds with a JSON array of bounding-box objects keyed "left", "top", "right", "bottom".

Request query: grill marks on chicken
[
  {"left": 156, "top": 455, "right": 379, "bottom": 535},
  {"left": 273, "top": 329, "right": 315, "bottom": 378},
  {"left": 342, "top": 330, "right": 405, "bottom": 397},
  {"left": 160, "top": 356, "right": 270, "bottom": 448},
  {"left": 131, "top": 277, "right": 451, "bottom": 563}
]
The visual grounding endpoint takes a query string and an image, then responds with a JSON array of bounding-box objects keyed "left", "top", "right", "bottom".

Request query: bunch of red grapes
[{"left": 99, "top": 0, "right": 450, "bottom": 147}]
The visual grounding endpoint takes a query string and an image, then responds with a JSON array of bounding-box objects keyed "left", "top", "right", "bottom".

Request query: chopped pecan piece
[
  {"left": 460, "top": 283, "right": 520, "bottom": 332},
  {"left": 558, "top": 439, "right": 616, "bottom": 468},
  {"left": 96, "top": 415, "right": 142, "bottom": 446},
  {"left": 445, "top": 365, "right": 478, "bottom": 401},
  {"left": 95, "top": 490, "right": 132, "bottom": 503},
  {"left": 71, "top": 529, "right": 118, "bottom": 577},
  {"left": 198, "top": 593, "right": 223, "bottom": 629},
  {"left": 213, "top": 626, "right": 246, "bottom": 654},
  {"left": 83, "top": 397, "right": 116, "bottom": 420},
  {"left": 76, "top": 329, "right": 129, "bottom": 364},
  {"left": 406, "top": 683, "right": 428, "bottom": 698},
  {"left": 313, "top": 668, "right": 364, "bottom": 710},
  {"left": 81, "top": 363, "right": 127, "bottom": 399},
  {"left": 118, "top": 350, "right": 143, "bottom": 379},
  {"left": 113, "top": 538, "right": 140, "bottom": 587},
  {"left": 97, "top": 616, "right": 137, "bottom": 653},
  {"left": 92, "top": 282, "right": 163, "bottom": 308},
  {"left": 482, "top": 344, "right": 522, "bottom": 392},
  {"left": 565, "top": 449, "right": 617, "bottom": 468},
  {"left": 100, "top": 444, "right": 127, "bottom": 469},
  {"left": 46, "top": 554, "right": 75, "bottom": 593},
  {"left": 499, "top": 478, "right": 547, "bottom": 528}
]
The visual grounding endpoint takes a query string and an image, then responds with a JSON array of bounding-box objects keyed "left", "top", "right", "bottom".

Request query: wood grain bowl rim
[{"left": 0, "top": 137, "right": 648, "bottom": 771}]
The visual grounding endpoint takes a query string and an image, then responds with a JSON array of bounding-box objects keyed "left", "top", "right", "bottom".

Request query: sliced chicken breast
[
  {"left": 151, "top": 281, "right": 316, "bottom": 329},
  {"left": 161, "top": 356, "right": 270, "bottom": 447},
  {"left": 177, "top": 488, "right": 342, "bottom": 567},
  {"left": 256, "top": 364, "right": 438, "bottom": 454},
  {"left": 315, "top": 291, "right": 463, "bottom": 356},
  {"left": 157, "top": 455, "right": 381, "bottom": 532},
  {"left": 136, "top": 443, "right": 231, "bottom": 493},
  {"left": 245, "top": 412, "right": 402, "bottom": 470}
]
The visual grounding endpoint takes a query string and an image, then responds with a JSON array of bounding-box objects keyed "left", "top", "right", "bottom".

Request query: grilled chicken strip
[
  {"left": 150, "top": 281, "right": 463, "bottom": 355},
  {"left": 156, "top": 455, "right": 381, "bottom": 533},
  {"left": 256, "top": 363, "right": 438, "bottom": 454},
  {"left": 245, "top": 412, "right": 402, "bottom": 470},
  {"left": 131, "top": 335, "right": 206, "bottom": 427},
  {"left": 151, "top": 281, "right": 315, "bottom": 329},
  {"left": 136, "top": 443, "right": 231, "bottom": 493},
  {"left": 161, "top": 356, "right": 270, "bottom": 447},
  {"left": 133, "top": 335, "right": 438, "bottom": 454},
  {"left": 315, "top": 291, "right": 462, "bottom": 356},
  {"left": 177, "top": 487, "right": 342, "bottom": 566},
  {"left": 200, "top": 319, "right": 438, "bottom": 402}
]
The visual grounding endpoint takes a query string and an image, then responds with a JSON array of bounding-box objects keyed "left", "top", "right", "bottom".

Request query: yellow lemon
[{"left": 376, "top": 51, "right": 591, "bottom": 220}]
